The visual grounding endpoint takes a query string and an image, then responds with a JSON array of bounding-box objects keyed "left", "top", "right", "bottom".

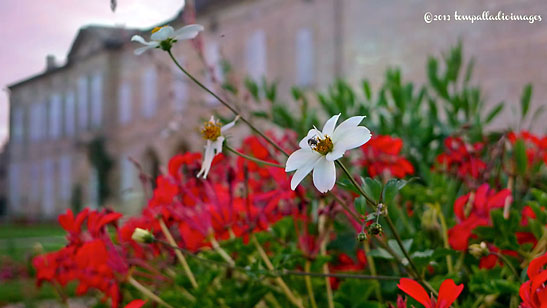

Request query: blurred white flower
[
  {"left": 131, "top": 24, "right": 204, "bottom": 55},
  {"left": 197, "top": 116, "right": 238, "bottom": 179},
  {"left": 285, "top": 114, "right": 371, "bottom": 193}
]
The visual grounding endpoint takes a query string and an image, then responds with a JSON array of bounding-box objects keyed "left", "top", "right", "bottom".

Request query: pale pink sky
[{"left": 0, "top": 0, "right": 186, "bottom": 145}]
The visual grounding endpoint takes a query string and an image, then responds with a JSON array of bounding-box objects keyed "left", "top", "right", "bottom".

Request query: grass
[{"left": 0, "top": 223, "right": 68, "bottom": 304}]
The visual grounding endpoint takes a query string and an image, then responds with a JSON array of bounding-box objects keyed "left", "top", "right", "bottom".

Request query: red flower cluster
[
  {"left": 520, "top": 253, "right": 547, "bottom": 308},
  {"left": 448, "top": 184, "right": 511, "bottom": 251},
  {"left": 328, "top": 249, "right": 367, "bottom": 289},
  {"left": 33, "top": 208, "right": 127, "bottom": 308},
  {"left": 508, "top": 131, "right": 547, "bottom": 167},
  {"left": 358, "top": 135, "right": 414, "bottom": 178},
  {"left": 436, "top": 136, "right": 486, "bottom": 181},
  {"left": 397, "top": 278, "right": 463, "bottom": 308}
]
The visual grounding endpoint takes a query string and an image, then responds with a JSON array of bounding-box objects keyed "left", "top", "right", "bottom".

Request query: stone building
[{"left": 6, "top": 0, "right": 547, "bottom": 219}]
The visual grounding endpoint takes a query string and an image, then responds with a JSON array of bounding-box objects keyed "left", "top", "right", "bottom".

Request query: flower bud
[
  {"left": 468, "top": 241, "right": 488, "bottom": 258},
  {"left": 132, "top": 228, "right": 155, "bottom": 243},
  {"left": 421, "top": 207, "right": 440, "bottom": 232},
  {"left": 368, "top": 223, "right": 383, "bottom": 235},
  {"left": 357, "top": 232, "right": 368, "bottom": 242}
]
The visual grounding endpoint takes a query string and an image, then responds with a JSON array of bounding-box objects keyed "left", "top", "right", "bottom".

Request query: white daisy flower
[
  {"left": 131, "top": 24, "right": 204, "bottom": 55},
  {"left": 197, "top": 116, "right": 238, "bottom": 179},
  {"left": 285, "top": 114, "right": 371, "bottom": 193}
]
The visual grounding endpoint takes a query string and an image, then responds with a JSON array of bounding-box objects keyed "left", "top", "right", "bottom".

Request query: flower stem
[
  {"left": 158, "top": 219, "right": 198, "bottom": 289},
  {"left": 251, "top": 235, "right": 304, "bottom": 308},
  {"left": 318, "top": 200, "right": 335, "bottom": 308},
  {"left": 335, "top": 160, "right": 376, "bottom": 207},
  {"left": 363, "top": 241, "right": 383, "bottom": 302},
  {"left": 435, "top": 203, "right": 454, "bottom": 274},
  {"left": 209, "top": 234, "right": 236, "bottom": 267},
  {"left": 492, "top": 251, "right": 520, "bottom": 281},
  {"left": 128, "top": 276, "right": 175, "bottom": 308},
  {"left": 224, "top": 144, "right": 284, "bottom": 168},
  {"left": 304, "top": 261, "right": 318, "bottom": 308},
  {"left": 167, "top": 50, "right": 289, "bottom": 157}
]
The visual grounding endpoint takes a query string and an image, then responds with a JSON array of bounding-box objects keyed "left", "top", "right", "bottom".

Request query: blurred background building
[{"left": 4, "top": 0, "right": 547, "bottom": 219}]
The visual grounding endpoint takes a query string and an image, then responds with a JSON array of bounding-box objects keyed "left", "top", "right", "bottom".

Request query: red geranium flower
[
  {"left": 508, "top": 131, "right": 547, "bottom": 168},
  {"left": 520, "top": 253, "right": 547, "bottom": 307},
  {"left": 397, "top": 278, "right": 463, "bottom": 308},
  {"left": 436, "top": 136, "right": 486, "bottom": 181},
  {"left": 448, "top": 184, "right": 511, "bottom": 250},
  {"left": 359, "top": 135, "right": 414, "bottom": 178}
]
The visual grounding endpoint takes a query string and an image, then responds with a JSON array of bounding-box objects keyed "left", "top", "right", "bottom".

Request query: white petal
[
  {"left": 197, "top": 141, "right": 214, "bottom": 179},
  {"left": 332, "top": 126, "right": 371, "bottom": 152},
  {"left": 285, "top": 149, "right": 320, "bottom": 172},
  {"left": 298, "top": 129, "right": 319, "bottom": 149},
  {"left": 131, "top": 35, "right": 154, "bottom": 45},
  {"left": 325, "top": 149, "right": 345, "bottom": 161},
  {"left": 313, "top": 159, "right": 336, "bottom": 193},
  {"left": 332, "top": 116, "right": 365, "bottom": 140},
  {"left": 173, "top": 24, "right": 204, "bottom": 41},
  {"left": 220, "top": 118, "right": 237, "bottom": 133},
  {"left": 213, "top": 137, "right": 224, "bottom": 154},
  {"left": 134, "top": 45, "right": 156, "bottom": 55},
  {"left": 322, "top": 114, "right": 341, "bottom": 136},
  {"left": 290, "top": 155, "right": 322, "bottom": 190},
  {"left": 151, "top": 26, "right": 175, "bottom": 41}
]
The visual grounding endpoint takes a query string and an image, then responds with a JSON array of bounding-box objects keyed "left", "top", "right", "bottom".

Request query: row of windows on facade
[
  {"left": 10, "top": 28, "right": 315, "bottom": 144},
  {"left": 8, "top": 156, "right": 138, "bottom": 215}
]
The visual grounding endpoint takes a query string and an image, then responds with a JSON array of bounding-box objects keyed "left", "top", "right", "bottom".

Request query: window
[
  {"left": 120, "top": 157, "right": 135, "bottom": 201},
  {"left": 296, "top": 28, "right": 314, "bottom": 86},
  {"left": 8, "top": 163, "right": 20, "bottom": 210},
  {"left": 141, "top": 67, "right": 157, "bottom": 118},
  {"left": 91, "top": 72, "right": 103, "bottom": 127},
  {"left": 49, "top": 94, "right": 62, "bottom": 139},
  {"left": 204, "top": 41, "right": 222, "bottom": 105},
  {"left": 65, "top": 91, "right": 75, "bottom": 136},
  {"left": 59, "top": 155, "right": 71, "bottom": 201},
  {"left": 30, "top": 161, "right": 40, "bottom": 203},
  {"left": 245, "top": 29, "right": 267, "bottom": 81},
  {"left": 171, "top": 60, "right": 187, "bottom": 112},
  {"left": 118, "top": 81, "right": 132, "bottom": 124},
  {"left": 29, "top": 103, "right": 45, "bottom": 142},
  {"left": 42, "top": 159, "right": 55, "bottom": 217},
  {"left": 88, "top": 167, "right": 99, "bottom": 209},
  {"left": 77, "top": 76, "right": 88, "bottom": 130},
  {"left": 11, "top": 107, "right": 24, "bottom": 143}
]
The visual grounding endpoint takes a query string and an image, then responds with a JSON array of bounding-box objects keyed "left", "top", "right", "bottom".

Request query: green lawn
[{"left": 0, "top": 223, "right": 68, "bottom": 304}]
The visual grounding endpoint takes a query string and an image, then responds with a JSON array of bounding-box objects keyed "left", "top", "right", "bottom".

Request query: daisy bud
[
  {"left": 468, "top": 241, "right": 488, "bottom": 258},
  {"left": 357, "top": 231, "right": 368, "bottom": 242},
  {"left": 368, "top": 223, "right": 383, "bottom": 235},
  {"left": 132, "top": 228, "right": 155, "bottom": 244}
]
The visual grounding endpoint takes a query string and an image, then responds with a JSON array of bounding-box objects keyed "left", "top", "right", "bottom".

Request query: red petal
[
  {"left": 437, "top": 279, "right": 464, "bottom": 308},
  {"left": 397, "top": 278, "right": 432, "bottom": 308},
  {"left": 124, "top": 300, "right": 147, "bottom": 308}
]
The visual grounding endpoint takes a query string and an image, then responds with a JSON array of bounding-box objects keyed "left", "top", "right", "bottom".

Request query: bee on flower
[
  {"left": 131, "top": 24, "right": 204, "bottom": 55},
  {"left": 285, "top": 114, "right": 371, "bottom": 193},
  {"left": 197, "top": 115, "right": 238, "bottom": 179}
]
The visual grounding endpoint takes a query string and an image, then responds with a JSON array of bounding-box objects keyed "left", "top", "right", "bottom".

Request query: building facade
[
  {"left": 6, "top": 0, "right": 335, "bottom": 219},
  {"left": 6, "top": 0, "right": 547, "bottom": 219}
]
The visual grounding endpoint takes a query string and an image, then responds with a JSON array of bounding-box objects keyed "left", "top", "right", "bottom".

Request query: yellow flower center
[
  {"left": 201, "top": 121, "right": 222, "bottom": 141},
  {"left": 311, "top": 136, "right": 334, "bottom": 155},
  {"left": 151, "top": 26, "right": 167, "bottom": 33}
]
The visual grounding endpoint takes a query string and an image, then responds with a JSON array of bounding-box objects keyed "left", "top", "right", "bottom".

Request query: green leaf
[
  {"left": 363, "top": 177, "right": 382, "bottom": 204},
  {"left": 362, "top": 80, "right": 372, "bottom": 100},
  {"left": 485, "top": 103, "right": 504, "bottom": 124},
  {"left": 354, "top": 196, "right": 367, "bottom": 216},
  {"left": 514, "top": 139, "right": 528, "bottom": 175},
  {"left": 520, "top": 84, "right": 533, "bottom": 119}
]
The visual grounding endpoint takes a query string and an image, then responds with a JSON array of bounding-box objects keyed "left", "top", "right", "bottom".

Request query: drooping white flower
[
  {"left": 285, "top": 114, "right": 371, "bottom": 193},
  {"left": 131, "top": 24, "right": 204, "bottom": 55},
  {"left": 197, "top": 116, "right": 238, "bottom": 179}
]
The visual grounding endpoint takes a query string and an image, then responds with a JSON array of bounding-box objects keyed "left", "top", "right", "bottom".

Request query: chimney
[{"left": 46, "top": 55, "right": 56, "bottom": 71}]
